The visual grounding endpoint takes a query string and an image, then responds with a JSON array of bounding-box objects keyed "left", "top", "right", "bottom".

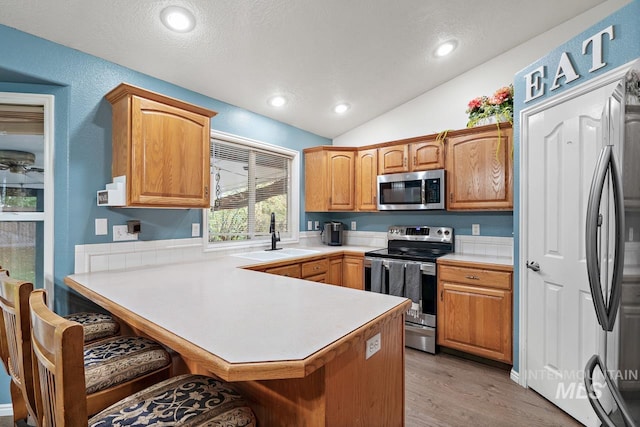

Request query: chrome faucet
[{"left": 268, "top": 212, "right": 281, "bottom": 251}]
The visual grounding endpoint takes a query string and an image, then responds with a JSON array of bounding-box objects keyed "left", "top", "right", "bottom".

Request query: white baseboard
[
  {"left": 0, "top": 403, "right": 12, "bottom": 416},
  {"left": 510, "top": 368, "right": 520, "bottom": 385}
]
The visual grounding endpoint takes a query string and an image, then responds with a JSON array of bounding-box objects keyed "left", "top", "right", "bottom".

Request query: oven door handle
[{"left": 364, "top": 258, "right": 435, "bottom": 274}]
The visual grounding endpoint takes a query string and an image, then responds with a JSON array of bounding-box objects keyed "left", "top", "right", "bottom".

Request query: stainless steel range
[{"left": 364, "top": 225, "right": 454, "bottom": 354}]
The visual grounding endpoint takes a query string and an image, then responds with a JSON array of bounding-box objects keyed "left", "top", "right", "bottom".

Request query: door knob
[{"left": 526, "top": 261, "right": 540, "bottom": 272}]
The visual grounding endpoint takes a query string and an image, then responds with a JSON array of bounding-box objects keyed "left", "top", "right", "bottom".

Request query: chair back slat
[
  {"left": 0, "top": 273, "right": 37, "bottom": 420},
  {"left": 30, "top": 289, "right": 88, "bottom": 427}
]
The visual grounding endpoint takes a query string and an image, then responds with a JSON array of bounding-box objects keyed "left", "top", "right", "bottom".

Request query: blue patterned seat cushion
[
  {"left": 64, "top": 312, "right": 120, "bottom": 343},
  {"left": 88, "top": 374, "right": 256, "bottom": 426},
  {"left": 84, "top": 336, "right": 171, "bottom": 395}
]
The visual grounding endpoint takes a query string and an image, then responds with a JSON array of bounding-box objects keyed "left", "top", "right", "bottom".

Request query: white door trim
[{"left": 518, "top": 62, "right": 633, "bottom": 387}]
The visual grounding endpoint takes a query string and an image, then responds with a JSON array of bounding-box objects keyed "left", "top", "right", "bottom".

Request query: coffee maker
[{"left": 321, "top": 221, "right": 344, "bottom": 246}]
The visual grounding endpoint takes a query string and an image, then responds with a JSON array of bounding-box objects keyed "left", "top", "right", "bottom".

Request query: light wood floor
[
  {"left": 0, "top": 349, "right": 581, "bottom": 426},
  {"left": 406, "top": 348, "right": 581, "bottom": 426}
]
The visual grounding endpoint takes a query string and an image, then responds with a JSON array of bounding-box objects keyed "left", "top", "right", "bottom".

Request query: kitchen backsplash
[{"left": 74, "top": 232, "right": 514, "bottom": 273}]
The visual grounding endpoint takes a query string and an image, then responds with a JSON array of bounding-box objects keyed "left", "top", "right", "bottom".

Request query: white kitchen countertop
[{"left": 66, "top": 246, "right": 407, "bottom": 366}]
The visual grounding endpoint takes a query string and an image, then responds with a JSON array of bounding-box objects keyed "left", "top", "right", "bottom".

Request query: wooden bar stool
[
  {"left": 0, "top": 276, "right": 174, "bottom": 424},
  {"left": 30, "top": 289, "right": 257, "bottom": 427}
]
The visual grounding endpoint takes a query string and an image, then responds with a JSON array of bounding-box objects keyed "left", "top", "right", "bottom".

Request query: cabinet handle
[
  {"left": 449, "top": 193, "right": 453, "bottom": 203},
  {"left": 440, "top": 290, "right": 443, "bottom": 301},
  {"left": 465, "top": 275, "right": 480, "bottom": 280},
  {"left": 205, "top": 186, "right": 209, "bottom": 196},
  {"left": 413, "top": 156, "right": 417, "bottom": 166},
  {"left": 403, "top": 157, "right": 407, "bottom": 167}
]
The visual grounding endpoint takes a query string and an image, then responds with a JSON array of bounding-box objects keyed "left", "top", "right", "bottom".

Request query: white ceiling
[{"left": 0, "top": 0, "right": 606, "bottom": 139}]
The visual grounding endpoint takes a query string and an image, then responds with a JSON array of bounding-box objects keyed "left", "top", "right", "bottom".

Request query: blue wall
[
  {"left": 512, "top": 0, "right": 640, "bottom": 374},
  {"left": 0, "top": 24, "right": 333, "bottom": 405}
]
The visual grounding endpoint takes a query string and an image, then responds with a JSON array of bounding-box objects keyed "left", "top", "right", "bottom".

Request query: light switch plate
[
  {"left": 351, "top": 221, "right": 357, "bottom": 231},
  {"left": 191, "top": 223, "right": 200, "bottom": 237},
  {"left": 95, "top": 218, "right": 108, "bottom": 236},
  {"left": 307, "top": 220, "right": 313, "bottom": 231},
  {"left": 472, "top": 224, "right": 480, "bottom": 236}
]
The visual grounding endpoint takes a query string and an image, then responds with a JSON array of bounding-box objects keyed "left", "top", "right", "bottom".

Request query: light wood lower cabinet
[
  {"left": 265, "top": 263, "right": 301, "bottom": 278},
  {"left": 342, "top": 255, "right": 364, "bottom": 290},
  {"left": 248, "top": 252, "right": 364, "bottom": 290},
  {"left": 437, "top": 260, "right": 513, "bottom": 363},
  {"left": 327, "top": 255, "right": 344, "bottom": 286}
]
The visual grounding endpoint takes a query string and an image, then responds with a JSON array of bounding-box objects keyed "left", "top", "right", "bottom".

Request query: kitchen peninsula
[{"left": 65, "top": 251, "right": 410, "bottom": 426}]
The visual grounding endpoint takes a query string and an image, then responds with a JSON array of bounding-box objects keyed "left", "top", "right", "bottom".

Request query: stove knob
[
  {"left": 437, "top": 229, "right": 442, "bottom": 235},
  {"left": 444, "top": 230, "right": 450, "bottom": 236}
]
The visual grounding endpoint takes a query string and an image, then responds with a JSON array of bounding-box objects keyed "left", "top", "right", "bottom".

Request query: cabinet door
[
  {"left": 304, "top": 150, "right": 326, "bottom": 212},
  {"left": 356, "top": 149, "right": 378, "bottom": 211},
  {"left": 327, "top": 151, "right": 355, "bottom": 210},
  {"left": 342, "top": 255, "right": 364, "bottom": 290},
  {"left": 410, "top": 140, "right": 444, "bottom": 171},
  {"left": 130, "top": 96, "right": 210, "bottom": 207},
  {"left": 327, "top": 256, "right": 343, "bottom": 286},
  {"left": 445, "top": 127, "right": 513, "bottom": 210},
  {"left": 378, "top": 145, "right": 409, "bottom": 174},
  {"left": 437, "top": 281, "right": 512, "bottom": 363}
]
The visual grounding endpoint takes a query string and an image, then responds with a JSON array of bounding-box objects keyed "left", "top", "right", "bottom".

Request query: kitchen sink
[{"left": 233, "top": 248, "right": 320, "bottom": 262}]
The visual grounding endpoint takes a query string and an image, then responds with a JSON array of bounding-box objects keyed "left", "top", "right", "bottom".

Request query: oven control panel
[{"left": 387, "top": 225, "right": 453, "bottom": 243}]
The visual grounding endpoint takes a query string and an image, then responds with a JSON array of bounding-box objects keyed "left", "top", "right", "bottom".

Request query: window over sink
[{"left": 206, "top": 130, "right": 299, "bottom": 247}]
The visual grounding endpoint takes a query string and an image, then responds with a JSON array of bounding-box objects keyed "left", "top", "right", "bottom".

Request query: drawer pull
[{"left": 465, "top": 275, "right": 480, "bottom": 280}]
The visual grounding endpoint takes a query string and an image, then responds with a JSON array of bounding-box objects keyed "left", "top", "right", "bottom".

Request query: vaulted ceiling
[{"left": 0, "top": 0, "right": 607, "bottom": 138}]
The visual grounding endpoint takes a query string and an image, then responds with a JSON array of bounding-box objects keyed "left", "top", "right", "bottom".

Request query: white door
[{"left": 524, "top": 81, "right": 618, "bottom": 427}]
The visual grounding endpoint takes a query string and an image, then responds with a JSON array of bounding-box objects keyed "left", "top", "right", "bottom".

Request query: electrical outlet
[
  {"left": 351, "top": 221, "right": 357, "bottom": 231},
  {"left": 314, "top": 221, "right": 319, "bottom": 230},
  {"left": 95, "top": 218, "right": 108, "bottom": 236},
  {"left": 191, "top": 223, "right": 200, "bottom": 237},
  {"left": 365, "top": 333, "right": 381, "bottom": 359},
  {"left": 113, "top": 225, "right": 138, "bottom": 242},
  {"left": 472, "top": 224, "right": 480, "bottom": 236},
  {"left": 307, "top": 220, "right": 313, "bottom": 231}
]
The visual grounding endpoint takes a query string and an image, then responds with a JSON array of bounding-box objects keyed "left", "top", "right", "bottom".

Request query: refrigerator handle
[
  {"left": 585, "top": 354, "right": 637, "bottom": 427},
  {"left": 586, "top": 145, "right": 625, "bottom": 332},
  {"left": 609, "top": 142, "right": 626, "bottom": 330}
]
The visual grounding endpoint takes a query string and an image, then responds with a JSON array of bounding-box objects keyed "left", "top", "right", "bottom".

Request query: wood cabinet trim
[{"left": 106, "top": 82, "right": 217, "bottom": 118}]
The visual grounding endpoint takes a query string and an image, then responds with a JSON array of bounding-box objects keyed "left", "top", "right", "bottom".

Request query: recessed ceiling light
[
  {"left": 268, "top": 95, "right": 287, "bottom": 107},
  {"left": 334, "top": 103, "right": 350, "bottom": 114},
  {"left": 160, "top": 6, "right": 196, "bottom": 33},
  {"left": 435, "top": 40, "right": 457, "bottom": 57}
]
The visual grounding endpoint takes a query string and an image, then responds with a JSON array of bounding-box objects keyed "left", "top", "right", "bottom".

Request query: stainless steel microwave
[{"left": 377, "top": 169, "right": 445, "bottom": 210}]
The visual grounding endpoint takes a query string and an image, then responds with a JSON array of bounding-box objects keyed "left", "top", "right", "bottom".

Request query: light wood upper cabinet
[
  {"left": 378, "top": 145, "right": 409, "bottom": 174},
  {"left": 445, "top": 125, "right": 513, "bottom": 210},
  {"left": 410, "top": 139, "right": 444, "bottom": 171},
  {"left": 304, "top": 148, "right": 355, "bottom": 211},
  {"left": 437, "top": 260, "right": 513, "bottom": 364},
  {"left": 356, "top": 148, "right": 378, "bottom": 211},
  {"left": 106, "top": 83, "right": 217, "bottom": 208},
  {"left": 378, "top": 137, "right": 444, "bottom": 174}
]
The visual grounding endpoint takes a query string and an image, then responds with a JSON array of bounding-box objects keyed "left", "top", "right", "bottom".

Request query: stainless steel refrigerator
[{"left": 585, "top": 68, "right": 640, "bottom": 426}]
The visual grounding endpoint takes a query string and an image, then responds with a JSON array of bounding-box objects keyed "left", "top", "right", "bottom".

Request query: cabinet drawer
[
  {"left": 305, "top": 273, "right": 327, "bottom": 283},
  {"left": 265, "top": 264, "right": 301, "bottom": 278},
  {"left": 301, "top": 258, "right": 329, "bottom": 278},
  {"left": 439, "top": 265, "right": 511, "bottom": 290}
]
